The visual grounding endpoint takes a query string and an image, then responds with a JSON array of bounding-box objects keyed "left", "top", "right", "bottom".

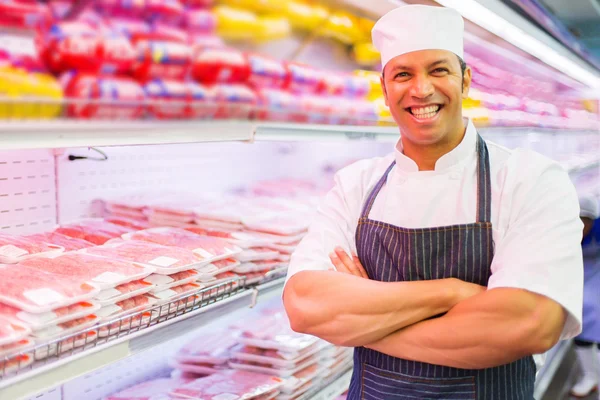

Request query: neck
[{"left": 401, "top": 119, "right": 467, "bottom": 171}]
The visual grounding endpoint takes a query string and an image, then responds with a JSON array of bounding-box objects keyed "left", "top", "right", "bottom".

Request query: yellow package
[
  {"left": 255, "top": 15, "right": 292, "bottom": 42},
  {"left": 354, "top": 69, "right": 383, "bottom": 100},
  {"left": 214, "top": 5, "right": 261, "bottom": 41},
  {"left": 320, "top": 10, "right": 363, "bottom": 45},
  {"left": 352, "top": 42, "right": 380, "bottom": 67},
  {"left": 217, "top": 0, "right": 286, "bottom": 14},
  {"left": 29, "top": 72, "right": 63, "bottom": 119},
  {"left": 283, "top": 0, "right": 329, "bottom": 31}
]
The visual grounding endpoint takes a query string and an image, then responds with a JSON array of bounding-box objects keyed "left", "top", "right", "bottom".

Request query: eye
[
  {"left": 394, "top": 72, "right": 409, "bottom": 79},
  {"left": 432, "top": 68, "right": 449, "bottom": 74}
]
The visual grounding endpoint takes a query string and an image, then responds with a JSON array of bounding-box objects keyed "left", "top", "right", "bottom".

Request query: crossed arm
[{"left": 283, "top": 248, "right": 567, "bottom": 370}]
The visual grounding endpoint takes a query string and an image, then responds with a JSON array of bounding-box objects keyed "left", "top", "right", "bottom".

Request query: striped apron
[{"left": 348, "top": 134, "right": 536, "bottom": 400}]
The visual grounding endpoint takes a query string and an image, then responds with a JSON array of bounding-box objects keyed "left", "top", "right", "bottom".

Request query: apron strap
[
  {"left": 476, "top": 134, "right": 492, "bottom": 223},
  {"left": 360, "top": 161, "right": 396, "bottom": 219}
]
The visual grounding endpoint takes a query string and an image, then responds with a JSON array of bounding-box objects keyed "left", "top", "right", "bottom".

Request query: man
[{"left": 283, "top": 4, "right": 583, "bottom": 399}]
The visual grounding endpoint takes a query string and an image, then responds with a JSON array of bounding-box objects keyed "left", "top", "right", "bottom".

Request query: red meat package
[
  {"left": 209, "top": 258, "right": 241, "bottom": 275},
  {"left": 247, "top": 54, "right": 288, "bottom": 90},
  {"left": 234, "top": 260, "right": 286, "bottom": 275},
  {"left": 228, "top": 356, "right": 319, "bottom": 378},
  {"left": 145, "top": 79, "right": 191, "bottom": 119},
  {"left": 96, "top": 294, "right": 156, "bottom": 322},
  {"left": 147, "top": 270, "right": 199, "bottom": 292},
  {"left": 0, "top": 264, "right": 99, "bottom": 313},
  {"left": 132, "top": 23, "right": 189, "bottom": 44},
  {"left": 175, "top": 330, "right": 239, "bottom": 365},
  {"left": 22, "top": 253, "right": 153, "bottom": 290},
  {"left": 31, "top": 314, "right": 99, "bottom": 341},
  {"left": 213, "top": 84, "right": 257, "bottom": 119},
  {"left": 95, "top": 279, "right": 155, "bottom": 305},
  {"left": 230, "top": 342, "right": 328, "bottom": 369},
  {"left": 83, "top": 239, "right": 208, "bottom": 274},
  {"left": 34, "top": 331, "right": 98, "bottom": 360},
  {"left": 0, "top": 354, "right": 33, "bottom": 377},
  {"left": 191, "top": 47, "right": 250, "bottom": 84},
  {"left": 184, "top": 8, "right": 217, "bottom": 34},
  {"left": 0, "top": 0, "right": 52, "bottom": 32},
  {"left": 0, "top": 233, "right": 63, "bottom": 264},
  {"left": 105, "top": 216, "right": 150, "bottom": 231},
  {"left": 132, "top": 40, "right": 192, "bottom": 82},
  {"left": 123, "top": 228, "right": 243, "bottom": 263},
  {"left": 198, "top": 271, "right": 241, "bottom": 288},
  {"left": 61, "top": 74, "right": 146, "bottom": 120},
  {"left": 170, "top": 370, "right": 283, "bottom": 400},
  {"left": 25, "top": 232, "right": 94, "bottom": 252},
  {"left": 151, "top": 283, "right": 203, "bottom": 304},
  {"left": 102, "top": 35, "right": 136, "bottom": 75},
  {"left": 169, "top": 360, "right": 229, "bottom": 376},
  {"left": 43, "top": 35, "right": 103, "bottom": 75},
  {"left": 106, "top": 378, "right": 190, "bottom": 400},
  {"left": 279, "top": 364, "right": 323, "bottom": 394},
  {"left": 0, "top": 316, "right": 30, "bottom": 346},
  {"left": 0, "top": 301, "right": 100, "bottom": 331},
  {"left": 55, "top": 219, "right": 134, "bottom": 245},
  {"left": 241, "top": 213, "right": 310, "bottom": 236},
  {"left": 0, "top": 338, "right": 34, "bottom": 359},
  {"left": 236, "top": 248, "right": 280, "bottom": 263},
  {"left": 284, "top": 62, "right": 322, "bottom": 94}
]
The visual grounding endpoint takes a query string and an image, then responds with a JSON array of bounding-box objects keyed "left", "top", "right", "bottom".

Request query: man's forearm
[
  {"left": 366, "top": 288, "right": 566, "bottom": 369},
  {"left": 284, "top": 270, "right": 466, "bottom": 347}
]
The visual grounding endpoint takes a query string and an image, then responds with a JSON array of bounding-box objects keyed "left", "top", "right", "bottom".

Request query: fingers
[
  {"left": 334, "top": 247, "right": 367, "bottom": 278},
  {"left": 329, "top": 251, "right": 349, "bottom": 273},
  {"left": 352, "top": 255, "right": 369, "bottom": 279}
]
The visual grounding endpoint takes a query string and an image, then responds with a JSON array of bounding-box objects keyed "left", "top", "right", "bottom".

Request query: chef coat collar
[{"left": 394, "top": 119, "right": 477, "bottom": 173}]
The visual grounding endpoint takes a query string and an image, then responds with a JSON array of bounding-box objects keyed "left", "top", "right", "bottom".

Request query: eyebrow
[{"left": 388, "top": 58, "right": 452, "bottom": 74}]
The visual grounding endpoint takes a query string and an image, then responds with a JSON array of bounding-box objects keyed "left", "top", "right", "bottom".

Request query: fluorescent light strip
[{"left": 434, "top": 0, "right": 600, "bottom": 89}]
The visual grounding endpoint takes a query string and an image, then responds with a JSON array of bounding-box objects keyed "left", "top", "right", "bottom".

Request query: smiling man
[{"left": 283, "top": 4, "right": 584, "bottom": 399}]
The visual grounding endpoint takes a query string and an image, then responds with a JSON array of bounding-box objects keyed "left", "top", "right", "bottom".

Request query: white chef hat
[
  {"left": 372, "top": 5, "right": 465, "bottom": 70},
  {"left": 580, "top": 194, "right": 600, "bottom": 219}
]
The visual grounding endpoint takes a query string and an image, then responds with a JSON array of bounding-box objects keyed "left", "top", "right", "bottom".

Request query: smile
[{"left": 407, "top": 105, "right": 443, "bottom": 121}]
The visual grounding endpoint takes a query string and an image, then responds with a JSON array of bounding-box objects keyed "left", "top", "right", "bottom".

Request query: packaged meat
[
  {"left": 34, "top": 331, "right": 99, "bottom": 360},
  {"left": 170, "top": 370, "right": 284, "bottom": 400},
  {"left": 132, "top": 40, "right": 192, "bottom": 82},
  {"left": 213, "top": 84, "right": 257, "bottom": 120},
  {"left": 106, "top": 378, "right": 190, "bottom": 400},
  {"left": 0, "top": 316, "right": 30, "bottom": 346},
  {"left": 96, "top": 295, "right": 157, "bottom": 321},
  {"left": 256, "top": 89, "right": 302, "bottom": 123},
  {"left": 149, "top": 270, "right": 199, "bottom": 292},
  {"left": 247, "top": 54, "right": 288, "bottom": 90},
  {"left": 95, "top": 280, "right": 155, "bottom": 305},
  {"left": 102, "top": 34, "right": 136, "bottom": 75},
  {"left": 0, "top": 301, "right": 100, "bottom": 331},
  {"left": 236, "top": 313, "right": 320, "bottom": 353},
  {"left": 0, "top": 264, "right": 100, "bottom": 314},
  {"left": 191, "top": 47, "right": 249, "bottom": 84},
  {"left": 230, "top": 343, "right": 329, "bottom": 369},
  {"left": 236, "top": 248, "right": 281, "bottom": 263},
  {"left": 24, "top": 232, "right": 94, "bottom": 252},
  {"left": 0, "top": 354, "right": 33, "bottom": 377},
  {"left": 175, "top": 330, "right": 239, "bottom": 365},
  {"left": 98, "top": 311, "right": 154, "bottom": 337},
  {"left": 184, "top": 8, "right": 217, "bottom": 34},
  {"left": 234, "top": 261, "right": 285, "bottom": 275},
  {"left": 21, "top": 253, "right": 154, "bottom": 290},
  {"left": 42, "top": 35, "right": 103, "bottom": 75},
  {"left": 209, "top": 258, "right": 241, "bottom": 274},
  {"left": 228, "top": 357, "right": 318, "bottom": 378},
  {"left": 0, "top": 0, "right": 52, "bottom": 32},
  {"left": 83, "top": 239, "right": 208, "bottom": 274},
  {"left": 108, "top": 17, "right": 150, "bottom": 39},
  {"left": 169, "top": 360, "right": 230, "bottom": 376},
  {"left": 280, "top": 364, "right": 324, "bottom": 395},
  {"left": 151, "top": 283, "right": 203, "bottom": 304},
  {"left": 194, "top": 218, "right": 245, "bottom": 231},
  {"left": 56, "top": 219, "right": 134, "bottom": 245},
  {"left": 284, "top": 62, "right": 322, "bottom": 94},
  {"left": 105, "top": 216, "right": 150, "bottom": 231},
  {"left": 143, "top": 0, "right": 185, "bottom": 25},
  {"left": 193, "top": 200, "right": 265, "bottom": 224},
  {"left": 0, "top": 233, "right": 63, "bottom": 264},
  {"left": 189, "top": 82, "right": 218, "bottom": 119},
  {"left": 261, "top": 242, "right": 299, "bottom": 255},
  {"left": 31, "top": 315, "right": 100, "bottom": 341},
  {"left": 123, "top": 228, "right": 243, "bottom": 263},
  {"left": 145, "top": 79, "right": 191, "bottom": 119},
  {"left": 0, "top": 338, "right": 34, "bottom": 359},
  {"left": 197, "top": 271, "right": 240, "bottom": 286},
  {"left": 241, "top": 214, "right": 309, "bottom": 236}
]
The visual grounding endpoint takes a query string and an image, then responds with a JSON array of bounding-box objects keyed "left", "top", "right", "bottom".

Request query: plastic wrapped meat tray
[
  {"left": 0, "top": 338, "right": 34, "bottom": 359},
  {"left": 95, "top": 280, "right": 155, "bottom": 306},
  {"left": 174, "top": 330, "right": 239, "bottom": 365},
  {"left": 228, "top": 357, "right": 319, "bottom": 378},
  {"left": 168, "top": 360, "right": 229, "bottom": 376},
  {"left": 31, "top": 315, "right": 100, "bottom": 341},
  {"left": 241, "top": 213, "right": 309, "bottom": 236},
  {"left": 123, "top": 228, "right": 243, "bottom": 263},
  {"left": 234, "top": 260, "right": 286, "bottom": 274},
  {"left": 106, "top": 378, "right": 191, "bottom": 400},
  {"left": 0, "top": 316, "right": 30, "bottom": 346},
  {"left": 34, "top": 331, "right": 99, "bottom": 360},
  {"left": 24, "top": 232, "right": 95, "bottom": 252},
  {"left": 148, "top": 270, "right": 200, "bottom": 292},
  {"left": 0, "top": 301, "right": 100, "bottom": 331},
  {"left": 236, "top": 248, "right": 281, "bottom": 263},
  {"left": 0, "top": 354, "right": 34, "bottom": 377},
  {"left": 230, "top": 342, "right": 330, "bottom": 369},
  {"left": 105, "top": 216, "right": 150, "bottom": 231},
  {"left": 21, "top": 253, "right": 154, "bottom": 290},
  {"left": 0, "top": 264, "right": 100, "bottom": 313},
  {"left": 83, "top": 240, "right": 208, "bottom": 274},
  {"left": 55, "top": 219, "right": 134, "bottom": 245},
  {"left": 170, "top": 370, "right": 284, "bottom": 400},
  {"left": 0, "top": 233, "right": 63, "bottom": 264}
]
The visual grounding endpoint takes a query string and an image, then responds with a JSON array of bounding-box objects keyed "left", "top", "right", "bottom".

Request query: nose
[{"left": 409, "top": 73, "right": 434, "bottom": 99}]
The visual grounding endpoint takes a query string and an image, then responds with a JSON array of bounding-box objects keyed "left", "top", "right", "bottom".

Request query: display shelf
[
  {"left": 253, "top": 123, "right": 398, "bottom": 142},
  {"left": 0, "top": 120, "right": 255, "bottom": 150},
  {"left": 298, "top": 369, "right": 352, "bottom": 400},
  {"left": 0, "top": 278, "right": 286, "bottom": 400},
  {"left": 533, "top": 339, "right": 573, "bottom": 400}
]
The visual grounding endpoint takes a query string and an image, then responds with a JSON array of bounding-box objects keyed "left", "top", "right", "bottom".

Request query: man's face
[{"left": 381, "top": 49, "right": 471, "bottom": 146}]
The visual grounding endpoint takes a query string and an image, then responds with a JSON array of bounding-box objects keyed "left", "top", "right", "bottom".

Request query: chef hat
[
  {"left": 579, "top": 194, "right": 600, "bottom": 219},
  {"left": 372, "top": 5, "right": 465, "bottom": 70}
]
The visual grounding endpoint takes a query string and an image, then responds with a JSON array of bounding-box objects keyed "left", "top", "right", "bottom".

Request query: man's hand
[{"left": 329, "top": 247, "right": 369, "bottom": 279}]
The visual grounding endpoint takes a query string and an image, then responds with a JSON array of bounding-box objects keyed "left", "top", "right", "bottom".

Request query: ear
[
  {"left": 461, "top": 66, "right": 472, "bottom": 99},
  {"left": 380, "top": 74, "right": 389, "bottom": 107}
]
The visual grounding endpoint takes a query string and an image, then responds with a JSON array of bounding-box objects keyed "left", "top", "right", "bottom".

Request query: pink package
[
  {"left": 234, "top": 260, "right": 286, "bottom": 275},
  {"left": 21, "top": 253, "right": 153, "bottom": 290},
  {"left": 210, "top": 258, "right": 241, "bottom": 274},
  {"left": 123, "top": 228, "right": 242, "bottom": 262},
  {"left": 106, "top": 378, "right": 190, "bottom": 400},
  {"left": 105, "top": 216, "right": 150, "bottom": 231},
  {"left": 236, "top": 248, "right": 281, "bottom": 263},
  {"left": 84, "top": 240, "right": 207, "bottom": 274},
  {"left": 169, "top": 360, "right": 230, "bottom": 376},
  {"left": 101, "top": 34, "right": 136, "bottom": 75},
  {"left": 183, "top": 8, "right": 217, "bottom": 33},
  {"left": 32, "top": 314, "right": 100, "bottom": 341},
  {"left": 0, "top": 301, "right": 100, "bottom": 331},
  {"left": 0, "top": 316, "right": 30, "bottom": 346},
  {"left": 0, "top": 233, "right": 63, "bottom": 264},
  {"left": 0, "top": 338, "right": 34, "bottom": 359},
  {"left": 175, "top": 330, "right": 239, "bottom": 365},
  {"left": 95, "top": 279, "right": 155, "bottom": 305},
  {"left": 132, "top": 40, "right": 192, "bottom": 82},
  {"left": 24, "top": 232, "right": 95, "bottom": 252},
  {"left": 241, "top": 214, "right": 310, "bottom": 236},
  {"left": 148, "top": 270, "right": 199, "bottom": 292},
  {"left": 170, "top": 370, "right": 284, "bottom": 399},
  {"left": 55, "top": 219, "right": 134, "bottom": 245},
  {"left": 152, "top": 283, "right": 203, "bottom": 304},
  {"left": 0, "top": 354, "right": 34, "bottom": 377},
  {"left": 0, "top": 264, "right": 99, "bottom": 313}
]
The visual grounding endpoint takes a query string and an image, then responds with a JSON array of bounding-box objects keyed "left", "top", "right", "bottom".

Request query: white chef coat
[{"left": 287, "top": 120, "right": 583, "bottom": 365}]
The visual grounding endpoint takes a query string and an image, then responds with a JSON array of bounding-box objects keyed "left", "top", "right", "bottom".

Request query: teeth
[{"left": 411, "top": 105, "right": 440, "bottom": 119}]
